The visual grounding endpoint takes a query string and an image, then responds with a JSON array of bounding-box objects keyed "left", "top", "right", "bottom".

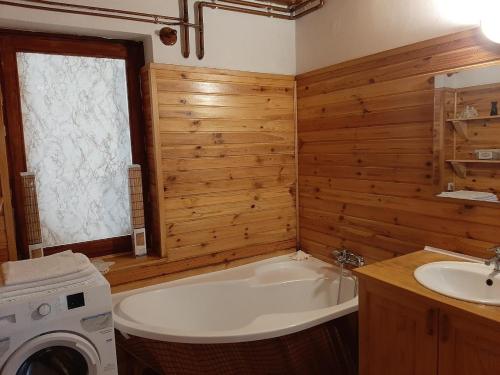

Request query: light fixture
[
  {"left": 481, "top": 18, "right": 500, "bottom": 44},
  {"left": 434, "top": 0, "right": 482, "bottom": 25},
  {"left": 481, "top": 1, "right": 500, "bottom": 43}
]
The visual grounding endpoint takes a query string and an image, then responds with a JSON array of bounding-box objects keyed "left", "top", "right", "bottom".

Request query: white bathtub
[{"left": 112, "top": 255, "right": 358, "bottom": 344}]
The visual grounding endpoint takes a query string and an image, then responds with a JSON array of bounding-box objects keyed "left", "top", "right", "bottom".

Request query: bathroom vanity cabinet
[{"left": 355, "top": 251, "right": 500, "bottom": 375}]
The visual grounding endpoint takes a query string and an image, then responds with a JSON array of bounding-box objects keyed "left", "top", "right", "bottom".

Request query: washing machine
[{"left": 0, "top": 265, "right": 118, "bottom": 374}]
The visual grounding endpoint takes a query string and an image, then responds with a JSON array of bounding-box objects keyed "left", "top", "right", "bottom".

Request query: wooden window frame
[{"left": 0, "top": 29, "right": 147, "bottom": 259}]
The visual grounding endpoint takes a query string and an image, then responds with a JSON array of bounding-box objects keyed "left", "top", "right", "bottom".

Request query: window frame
[{"left": 0, "top": 29, "right": 147, "bottom": 259}]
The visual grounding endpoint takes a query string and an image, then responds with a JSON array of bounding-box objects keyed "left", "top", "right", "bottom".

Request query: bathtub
[{"left": 112, "top": 254, "right": 358, "bottom": 344}]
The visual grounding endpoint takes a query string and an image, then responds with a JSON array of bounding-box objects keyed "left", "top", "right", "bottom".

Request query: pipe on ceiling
[
  {"left": 195, "top": 0, "right": 325, "bottom": 59},
  {"left": 0, "top": 0, "right": 193, "bottom": 25},
  {"left": 0, "top": 0, "right": 325, "bottom": 60}
]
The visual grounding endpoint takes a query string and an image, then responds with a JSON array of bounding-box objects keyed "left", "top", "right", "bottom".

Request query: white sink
[{"left": 414, "top": 261, "right": 500, "bottom": 306}]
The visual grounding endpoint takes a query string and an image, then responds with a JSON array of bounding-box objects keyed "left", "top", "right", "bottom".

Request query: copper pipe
[
  {"left": 0, "top": 0, "right": 196, "bottom": 26},
  {"left": 195, "top": 1, "right": 205, "bottom": 60},
  {"left": 18, "top": 0, "right": 182, "bottom": 22},
  {"left": 216, "top": 0, "right": 290, "bottom": 13},
  {"left": 1, "top": 0, "right": 324, "bottom": 61},
  {"left": 201, "top": 2, "right": 293, "bottom": 19},
  {"left": 196, "top": 1, "right": 295, "bottom": 59},
  {"left": 218, "top": 0, "right": 325, "bottom": 19},
  {"left": 180, "top": 0, "right": 190, "bottom": 58},
  {"left": 289, "top": 0, "right": 318, "bottom": 12},
  {"left": 195, "top": 0, "right": 324, "bottom": 59},
  {"left": 292, "top": 0, "right": 324, "bottom": 18}
]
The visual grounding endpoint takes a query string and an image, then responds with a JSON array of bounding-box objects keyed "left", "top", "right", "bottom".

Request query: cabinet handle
[
  {"left": 426, "top": 309, "right": 435, "bottom": 336},
  {"left": 440, "top": 314, "right": 449, "bottom": 342}
]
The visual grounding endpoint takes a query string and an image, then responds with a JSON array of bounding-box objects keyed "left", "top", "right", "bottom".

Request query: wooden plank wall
[
  {"left": 142, "top": 64, "right": 297, "bottom": 262},
  {"left": 296, "top": 29, "right": 500, "bottom": 263}
]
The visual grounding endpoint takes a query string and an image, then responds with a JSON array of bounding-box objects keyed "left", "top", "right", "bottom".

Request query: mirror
[{"left": 433, "top": 64, "right": 500, "bottom": 204}]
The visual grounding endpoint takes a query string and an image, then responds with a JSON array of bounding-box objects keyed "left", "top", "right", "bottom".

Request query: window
[
  {"left": 18, "top": 53, "right": 132, "bottom": 247},
  {"left": 0, "top": 31, "right": 146, "bottom": 258}
]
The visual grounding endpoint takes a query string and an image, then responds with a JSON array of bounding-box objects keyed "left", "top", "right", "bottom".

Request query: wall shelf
[
  {"left": 446, "top": 159, "right": 500, "bottom": 178},
  {"left": 446, "top": 116, "right": 500, "bottom": 139}
]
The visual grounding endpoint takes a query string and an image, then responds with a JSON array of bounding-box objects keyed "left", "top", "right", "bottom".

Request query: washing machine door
[{"left": 1, "top": 332, "right": 99, "bottom": 375}]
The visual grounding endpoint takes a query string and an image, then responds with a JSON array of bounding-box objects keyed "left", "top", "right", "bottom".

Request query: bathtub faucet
[
  {"left": 332, "top": 248, "right": 365, "bottom": 268},
  {"left": 485, "top": 245, "right": 500, "bottom": 272}
]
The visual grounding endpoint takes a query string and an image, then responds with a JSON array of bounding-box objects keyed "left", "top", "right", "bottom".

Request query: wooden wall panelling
[
  {"left": 0, "top": 88, "right": 16, "bottom": 262},
  {"left": 297, "top": 28, "right": 500, "bottom": 263},
  {"left": 142, "top": 64, "right": 297, "bottom": 262}
]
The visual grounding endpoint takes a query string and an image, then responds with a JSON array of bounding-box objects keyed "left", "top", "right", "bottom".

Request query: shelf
[
  {"left": 446, "top": 115, "right": 500, "bottom": 122},
  {"left": 446, "top": 159, "right": 500, "bottom": 178},
  {"left": 446, "top": 116, "right": 500, "bottom": 139},
  {"left": 435, "top": 195, "right": 500, "bottom": 207},
  {"left": 446, "top": 159, "right": 500, "bottom": 163}
]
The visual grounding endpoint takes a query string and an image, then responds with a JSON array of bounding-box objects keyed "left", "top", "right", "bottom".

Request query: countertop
[{"left": 353, "top": 250, "right": 500, "bottom": 324}]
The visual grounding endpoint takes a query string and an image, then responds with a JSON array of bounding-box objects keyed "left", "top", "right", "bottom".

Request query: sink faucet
[
  {"left": 332, "top": 248, "right": 365, "bottom": 268},
  {"left": 485, "top": 246, "right": 500, "bottom": 272}
]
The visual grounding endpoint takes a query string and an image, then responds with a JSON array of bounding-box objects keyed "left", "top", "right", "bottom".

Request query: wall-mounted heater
[
  {"left": 128, "top": 165, "right": 147, "bottom": 257},
  {"left": 20, "top": 172, "right": 44, "bottom": 258}
]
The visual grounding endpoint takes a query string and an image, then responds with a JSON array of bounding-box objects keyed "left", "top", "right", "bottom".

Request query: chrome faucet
[
  {"left": 332, "top": 248, "right": 365, "bottom": 268},
  {"left": 485, "top": 246, "right": 500, "bottom": 272}
]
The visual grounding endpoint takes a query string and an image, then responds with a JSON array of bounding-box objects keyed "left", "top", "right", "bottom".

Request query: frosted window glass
[{"left": 17, "top": 53, "right": 132, "bottom": 247}]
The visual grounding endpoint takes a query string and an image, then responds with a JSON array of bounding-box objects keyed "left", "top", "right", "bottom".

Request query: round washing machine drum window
[
  {"left": 2, "top": 332, "right": 99, "bottom": 375},
  {"left": 17, "top": 346, "right": 88, "bottom": 375}
]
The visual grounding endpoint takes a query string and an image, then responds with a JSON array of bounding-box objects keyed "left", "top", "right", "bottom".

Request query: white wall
[
  {"left": 295, "top": 0, "right": 481, "bottom": 74},
  {"left": 0, "top": 0, "right": 486, "bottom": 75},
  {"left": 436, "top": 65, "right": 500, "bottom": 89},
  {"left": 0, "top": 0, "right": 296, "bottom": 75}
]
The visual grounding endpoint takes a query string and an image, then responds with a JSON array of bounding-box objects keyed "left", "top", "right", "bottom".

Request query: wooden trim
[
  {"left": 296, "top": 27, "right": 483, "bottom": 80},
  {"left": 0, "top": 28, "right": 133, "bottom": 58},
  {"left": 124, "top": 41, "right": 148, "bottom": 255},
  {"left": 0, "top": 85, "right": 17, "bottom": 261},
  {"left": 44, "top": 235, "right": 132, "bottom": 258},
  {"left": 147, "top": 63, "right": 295, "bottom": 81},
  {"left": 0, "top": 35, "right": 25, "bottom": 259},
  {"left": 432, "top": 88, "right": 446, "bottom": 190},
  {"left": 0, "top": 29, "right": 145, "bottom": 259},
  {"left": 294, "top": 80, "right": 300, "bottom": 249},
  {"left": 144, "top": 66, "right": 167, "bottom": 258}
]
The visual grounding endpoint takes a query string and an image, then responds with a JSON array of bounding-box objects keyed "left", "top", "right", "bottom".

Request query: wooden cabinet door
[
  {"left": 359, "top": 280, "right": 439, "bottom": 375},
  {"left": 439, "top": 311, "right": 500, "bottom": 375}
]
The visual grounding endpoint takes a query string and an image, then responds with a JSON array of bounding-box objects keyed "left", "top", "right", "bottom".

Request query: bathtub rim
[{"left": 112, "top": 254, "right": 359, "bottom": 344}]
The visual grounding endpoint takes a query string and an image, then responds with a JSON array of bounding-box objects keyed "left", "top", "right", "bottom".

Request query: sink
[{"left": 414, "top": 261, "right": 500, "bottom": 306}]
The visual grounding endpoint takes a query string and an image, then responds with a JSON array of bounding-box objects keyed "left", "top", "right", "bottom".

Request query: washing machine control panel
[
  {"left": 27, "top": 291, "right": 87, "bottom": 321},
  {"left": 66, "top": 292, "right": 85, "bottom": 310},
  {"left": 37, "top": 303, "right": 51, "bottom": 317},
  {"left": 29, "top": 298, "right": 62, "bottom": 320}
]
